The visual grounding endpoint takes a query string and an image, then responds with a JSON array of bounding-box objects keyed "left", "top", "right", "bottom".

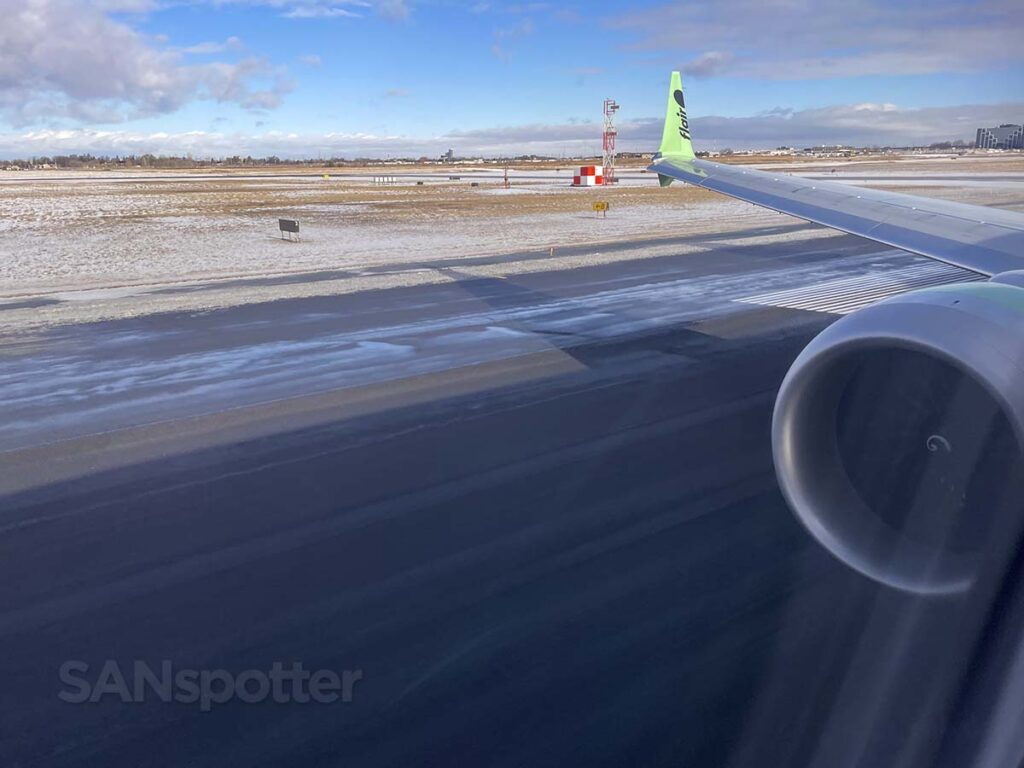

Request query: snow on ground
[
  {"left": 0, "top": 213, "right": 834, "bottom": 333},
  {"left": 0, "top": 180, "right": 770, "bottom": 295},
  {"left": 479, "top": 186, "right": 570, "bottom": 195},
  {"left": 0, "top": 162, "right": 1019, "bottom": 330}
]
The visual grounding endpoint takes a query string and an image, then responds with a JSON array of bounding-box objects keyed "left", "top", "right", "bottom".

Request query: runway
[
  {"left": 0, "top": 230, "right": 984, "bottom": 767},
  {"left": 0, "top": 230, "right": 972, "bottom": 459}
]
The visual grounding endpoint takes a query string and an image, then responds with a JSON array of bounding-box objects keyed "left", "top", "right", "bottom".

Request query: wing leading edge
[{"left": 649, "top": 73, "right": 1024, "bottom": 278}]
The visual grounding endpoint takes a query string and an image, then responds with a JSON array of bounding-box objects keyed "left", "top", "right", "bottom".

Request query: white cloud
[
  {"left": 681, "top": 51, "right": 735, "bottom": 79},
  {"left": 181, "top": 37, "right": 246, "bottom": 55},
  {"left": 377, "top": 0, "right": 409, "bottom": 20},
  {"left": 608, "top": 0, "right": 1024, "bottom": 79},
  {"left": 670, "top": 101, "right": 1024, "bottom": 149},
  {"left": 200, "top": 59, "right": 294, "bottom": 110},
  {"left": 491, "top": 18, "right": 535, "bottom": 59},
  {"left": 282, "top": 5, "right": 361, "bottom": 18},
  {"left": 0, "top": 0, "right": 292, "bottom": 127},
  {"left": 207, "top": 0, "right": 406, "bottom": 21},
  {"left": 299, "top": 54, "right": 323, "bottom": 67}
]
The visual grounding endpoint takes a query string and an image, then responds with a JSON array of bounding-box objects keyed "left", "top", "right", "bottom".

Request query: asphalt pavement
[{"left": 0, "top": 232, "right": 987, "bottom": 767}]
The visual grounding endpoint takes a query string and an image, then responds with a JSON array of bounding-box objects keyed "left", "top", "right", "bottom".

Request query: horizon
[{"left": 0, "top": 138, "right": 991, "bottom": 165}]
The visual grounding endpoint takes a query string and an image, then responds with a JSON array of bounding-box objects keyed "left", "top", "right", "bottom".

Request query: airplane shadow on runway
[{"left": 432, "top": 264, "right": 819, "bottom": 373}]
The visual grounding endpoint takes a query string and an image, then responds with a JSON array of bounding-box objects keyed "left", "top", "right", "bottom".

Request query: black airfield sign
[{"left": 278, "top": 218, "right": 300, "bottom": 241}]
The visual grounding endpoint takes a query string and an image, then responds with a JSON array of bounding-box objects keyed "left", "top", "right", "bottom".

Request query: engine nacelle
[{"left": 772, "top": 280, "right": 1024, "bottom": 595}]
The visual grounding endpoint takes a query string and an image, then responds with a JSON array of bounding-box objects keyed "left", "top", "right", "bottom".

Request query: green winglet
[{"left": 658, "top": 71, "right": 695, "bottom": 161}]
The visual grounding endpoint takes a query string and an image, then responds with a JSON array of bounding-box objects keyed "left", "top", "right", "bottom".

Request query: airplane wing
[{"left": 648, "top": 71, "right": 1024, "bottom": 278}]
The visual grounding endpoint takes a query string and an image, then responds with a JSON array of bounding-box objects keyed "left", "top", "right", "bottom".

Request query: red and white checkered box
[{"left": 573, "top": 165, "right": 604, "bottom": 186}]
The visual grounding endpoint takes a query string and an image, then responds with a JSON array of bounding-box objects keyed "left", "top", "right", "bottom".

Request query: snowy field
[
  {"left": 0, "top": 170, "right": 680, "bottom": 292},
  {"left": 1, "top": 158, "right": 1021, "bottom": 330}
]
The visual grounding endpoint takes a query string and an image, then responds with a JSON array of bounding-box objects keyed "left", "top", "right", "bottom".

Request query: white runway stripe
[{"left": 736, "top": 261, "right": 984, "bottom": 315}]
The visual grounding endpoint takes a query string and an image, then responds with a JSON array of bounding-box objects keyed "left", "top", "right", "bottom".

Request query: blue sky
[{"left": 0, "top": 0, "right": 1021, "bottom": 157}]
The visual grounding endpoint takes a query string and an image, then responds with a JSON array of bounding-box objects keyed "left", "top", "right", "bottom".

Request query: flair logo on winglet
[{"left": 673, "top": 89, "right": 690, "bottom": 141}]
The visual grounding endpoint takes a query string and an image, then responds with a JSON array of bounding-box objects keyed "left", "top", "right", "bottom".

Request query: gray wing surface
[{"left": 649, "top": 156, "right": 1024, "bottom": 277}]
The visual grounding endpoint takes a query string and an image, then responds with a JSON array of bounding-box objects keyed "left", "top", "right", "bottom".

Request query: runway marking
[{"left": 734, "top": 261, "right": 984, "bottom": 315}]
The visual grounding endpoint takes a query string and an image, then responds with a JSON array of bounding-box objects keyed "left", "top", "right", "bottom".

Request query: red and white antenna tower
[{"left": 602, "top": 98, "right": 619, "bottom": 185}]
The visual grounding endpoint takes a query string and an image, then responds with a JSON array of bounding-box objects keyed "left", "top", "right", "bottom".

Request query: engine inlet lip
[{"left": 771, "top": 298, "right": 1024, "bottom": 596}]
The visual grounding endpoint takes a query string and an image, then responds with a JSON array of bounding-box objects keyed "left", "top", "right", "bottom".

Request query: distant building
[
  {"left": 975, "top": 124, "right": 1023, "bottom": 149},
  {"left": 441, "top": 148, "right": 455, "bottom": 162}
]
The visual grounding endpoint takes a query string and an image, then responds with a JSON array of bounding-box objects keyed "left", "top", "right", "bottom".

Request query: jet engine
[{"left": 772, "top": 279, "right": 1024, "bottom": 595}]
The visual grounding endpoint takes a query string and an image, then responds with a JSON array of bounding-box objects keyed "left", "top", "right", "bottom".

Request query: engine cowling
[{"left": 772, "top": 280, "right": 1024, "bottom": 595}]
